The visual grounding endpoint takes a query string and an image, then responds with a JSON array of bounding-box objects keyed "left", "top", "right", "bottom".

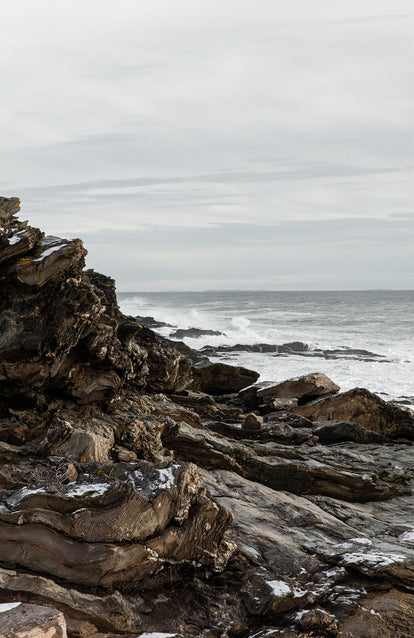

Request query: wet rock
[
  {"left": 191, "top": 361, "right": 260, "bottom": 395},
  {"left": 135, "top": 315, "right": 175, "bottom": 329},
  {"left": 0, "top": 602, "right": 67, "bottom": 638},
  {"left": 293, "top": 387, "right": 414, "bottom": 440},
  {"left": 242, "top": 413, "right": 263, "bottom": 430},
  {"left": 170, "top": 328, "right": 225, "bottom": 339}
]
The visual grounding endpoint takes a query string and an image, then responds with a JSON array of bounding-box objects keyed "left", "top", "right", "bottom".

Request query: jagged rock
[
  {"left": 191, "top": 361, "right": 260, "bottom": 395},
  {"left": 0, "top": 603, "right": 67, "bottom": 638},
  {"left": 0, "top": 198, "right": 192, "bottom": 404},
  {"left": 293, "top": 387, "right": 414, "bottom": 440},
  {"left": 242, "top": 413, "right": 263, "bottom": 430},
  {"left": 257, "top": 373, "right": 340, "bottom": 406}
]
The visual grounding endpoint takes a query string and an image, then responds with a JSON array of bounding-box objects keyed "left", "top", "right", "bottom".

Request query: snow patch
[
  {"left": 267, "top": 580, "right": 291, "bottom": 597},
  {"left": 136, "top": 633, "right": 178, "bottom": 638},
  {"left": 0, "top": 602, "right": 21, "bottom": 613},
  {"left": 6, "top": 487, "right": 45, "bottom": 508},
  {"left": 65, "top": 483, "right": 110, "bottom": 498},
  {"left": 341, "top": 551, "right": 406, "bottom": 568},
  {"left": 400, "top": 530, "right": 414, "bottom": 542},
  {"left": 33, "top": 243, "right": 69, "bottom": 262}
]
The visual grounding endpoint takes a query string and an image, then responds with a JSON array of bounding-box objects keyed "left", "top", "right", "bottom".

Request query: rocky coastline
[{"left": 0, "top": 196, "right": 413, "bottom": 638}]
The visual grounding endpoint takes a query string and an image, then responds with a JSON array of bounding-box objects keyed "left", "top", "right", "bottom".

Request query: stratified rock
[
  {"left": 0, "top": 603, "right": 67, "bottom": 638},
  {"left": 293, "top": 388, "right": 414, "bottom": 440},
  {"left": 0, "top": 197, "right": 192, "bottom": 404},
  {"left": 0, "top": 460, "right": 233, "bottom": 589},
  {"left": 191, "top": 361, "right": 260, "bottom": 395},
  {"left": 165, "top": 422, "right": 407, "bottom": 502}
]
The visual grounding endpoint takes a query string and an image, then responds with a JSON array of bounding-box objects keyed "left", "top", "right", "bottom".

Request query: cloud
[{"left": 1, "top": 0, "right": 414, "bottom": 288}]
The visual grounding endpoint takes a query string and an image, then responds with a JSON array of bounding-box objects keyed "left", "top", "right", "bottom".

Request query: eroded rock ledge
[{"left": 0, "top": 196, "right": 413, "bottom": 638}]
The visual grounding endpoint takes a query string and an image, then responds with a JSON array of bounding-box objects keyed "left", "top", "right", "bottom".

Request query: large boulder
[
  {"left": 293, "top": 387, "right": 414, "bottom": 440},
  {"left": 191, "top": 361, "right": 259, "bottom": 395},
  {"left": 257, "top": 373, "right": 340, "bottom": 406}
]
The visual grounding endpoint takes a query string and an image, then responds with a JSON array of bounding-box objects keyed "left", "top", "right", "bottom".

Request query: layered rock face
[{"left": 0, "top": 196, "right": 413, "bottom": 638}]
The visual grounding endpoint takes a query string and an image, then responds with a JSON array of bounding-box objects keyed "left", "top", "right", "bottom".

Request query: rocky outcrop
[
  {"left": 0, "top": 197, "right": 191, "bottom": 404},
  {"left": 191, "top": 361, "right": 260, "bottom": 395},
  {"left": 1, "top": 196, "right": 414, "bottom": 638},
  {"left": 293, "top": 387, "right": 414, "bottom": 439}
]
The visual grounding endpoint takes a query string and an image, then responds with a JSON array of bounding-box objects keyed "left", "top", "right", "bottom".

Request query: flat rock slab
[{"left": 0, "top": 603, "right": 67, "bottom": 638}]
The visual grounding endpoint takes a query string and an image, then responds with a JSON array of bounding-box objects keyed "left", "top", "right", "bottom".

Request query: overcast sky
[{"left": 1, "top": 0, "right": 413, "bottom": 290}]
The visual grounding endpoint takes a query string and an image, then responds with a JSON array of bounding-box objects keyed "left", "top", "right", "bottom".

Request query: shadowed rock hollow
[{"left": 0, "top": 196, "right": 413, "bottom": 638}]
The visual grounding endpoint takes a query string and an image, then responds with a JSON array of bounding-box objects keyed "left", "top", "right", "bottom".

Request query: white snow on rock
[
  {"left": 341, "top": 551, "right": 406, "bottom": 568},
  {"left": 65, "top": 483, "right": 110, "bottom": 498},
  {"left": 0, "top": 602, "right": 21, "bottom": 613},
  {"left": 155, "top": 467, "right": 177, "bottom": 490},
  {"left": 136, "top": 633, "right": 178, "bottom": 638},
  {"left": 33, "top": 243, "right": 70, "bottom": 262},
  {"left": 266, "top": 579, "right": 292, "bottom": 597},
  {"left": 5, "top": 487, "right": 45, "bottom": 508},
  {"left": 400, "top": 530, "right": 414, "bottom": 542}
]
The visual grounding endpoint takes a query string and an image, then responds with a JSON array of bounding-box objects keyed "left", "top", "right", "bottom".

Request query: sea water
[{"left": 118, "top": 291, "right": 414, "bottom": 406}]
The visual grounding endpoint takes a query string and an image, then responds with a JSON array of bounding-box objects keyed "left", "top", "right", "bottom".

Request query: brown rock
[
  {"left": 0, "top": 603, "right": 67, "bottom": 638},
  {"left": 242, "top": 413, "right": 263, "bottom": 430},
  {"left": 192, "top": 361, "right": 259, "bottom": 395},
  {"left": 293, "top": 387, "right": 414, "bottom": 439},
  {"left": 257, "top": 373, "right": 339, "bottom": 405}
]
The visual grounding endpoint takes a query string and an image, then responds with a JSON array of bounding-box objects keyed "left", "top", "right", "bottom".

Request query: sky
[{"left": 1, "top": 0, "right": 413, "bottom": 290}]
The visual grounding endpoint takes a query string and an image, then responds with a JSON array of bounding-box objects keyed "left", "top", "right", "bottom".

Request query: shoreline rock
[{"left": 1, "top": 196, "right": 413, "bottom": 638}]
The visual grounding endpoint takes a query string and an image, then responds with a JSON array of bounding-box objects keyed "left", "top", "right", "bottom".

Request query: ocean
[{"left": 118, "top": 290, "right": 414, "bottom": 407}]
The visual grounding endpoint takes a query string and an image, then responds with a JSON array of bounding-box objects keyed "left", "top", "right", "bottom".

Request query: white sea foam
[{"left": 118, "top": 291, "right": 414, "bottom": 406}]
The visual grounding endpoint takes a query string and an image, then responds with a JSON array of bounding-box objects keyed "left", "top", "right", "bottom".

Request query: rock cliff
[{"left": 0, "top": 196, "right": 413, "bottom": 638}]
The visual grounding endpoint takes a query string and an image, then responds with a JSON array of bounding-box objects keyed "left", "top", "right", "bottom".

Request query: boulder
[
  {"left": 293, "top": 388, "right": 414, "bottom": 439},
  {"left": 242, "top": 413, "right": 263, "bottom": 430},
  {"left": 191, "top": 361, "right": 260, "bottom": 395},
  {"left": 257, "top": 373, "right": 340, "bottom": 405}
]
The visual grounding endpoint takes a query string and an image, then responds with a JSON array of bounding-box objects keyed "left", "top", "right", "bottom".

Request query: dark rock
[
  {"left": 191, "top": 361, "right": 260, "bottom": 395},
  {"left": 242, "top": 413, "right": 263, "bottom": 430},
  {"left": 313, "top": 420, "right": 390, "bottom": 444},
  {"left": 170, "top": 328, "right": 225, "bottom": 339},
  {"left": 201, "top": 341, "right": 309, "bottom": 355},
  {"left": 135, "top": 315, "right": 174, "bottom": 329},
  {"left": 293, "top": 388, "right": 414, "bottom": 440}
]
